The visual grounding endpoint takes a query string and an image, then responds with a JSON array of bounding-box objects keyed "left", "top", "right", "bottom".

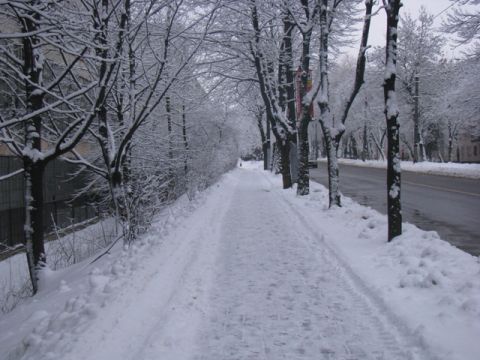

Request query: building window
[{"left": 474, "top": 146, "right": 478, "bottom": 157}]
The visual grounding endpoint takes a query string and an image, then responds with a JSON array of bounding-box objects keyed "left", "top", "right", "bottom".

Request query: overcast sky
[{"left": 348, "top": 0, "right": 465, "bottom": 58}]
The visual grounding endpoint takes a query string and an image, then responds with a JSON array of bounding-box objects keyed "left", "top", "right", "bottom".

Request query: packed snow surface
[
  {"left": 320, "top": 158, "right": 480, "bottom": 179},
  {"left": 0, "top": 162, "right": 479, "bottom": 360}
]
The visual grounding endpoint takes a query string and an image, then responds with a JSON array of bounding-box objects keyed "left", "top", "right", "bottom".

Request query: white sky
[{"left": 347, "top": 0, "right": 467, "bottom": 59}]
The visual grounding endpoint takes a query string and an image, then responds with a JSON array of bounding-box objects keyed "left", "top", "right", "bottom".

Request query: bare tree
[
  {"left": 382, "top": 0, "right": 402, "bottom": 241},
  {"left": 250, "top": 0, "right": 297, "bottom": 188},
  {"left": 290, "top": 0, "right": 318, "bottom": 196},
  {"left": 398, "top": 8, "right": 444, "bottom": 162},
  {"left": 443, "top": 0, "right": 480, "bottom": 59},
  {"left": 237, "top": 85, "right": 269, "bottom": 169},
  {"left": 316, "top": 0, "right": 372, "bottom": 207},
  {"left": 431, "top": 58, "right": 480, "bottom": 161},
  {"left": 69, "top": 1, "right": 219, "bottom": 243},
  {"left": 0, "top": 0, "right": 127, "bottom": 292}
]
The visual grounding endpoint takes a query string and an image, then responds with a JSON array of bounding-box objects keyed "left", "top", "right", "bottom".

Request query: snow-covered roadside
[
  {"left": 319, "top": 158, "right": 480, "bottom": 179},
  {"left": 0, "top": 172, "right": 236, "bottom": 360},
  {"left": 265, "top": 168, "right": 480, "bottom": 360}
]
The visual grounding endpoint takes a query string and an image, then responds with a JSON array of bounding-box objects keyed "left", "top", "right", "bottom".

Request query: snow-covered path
[
  {"left": 60, "top": 167, "right": 425, "bottom": 360},
  {"left": 56, "top": 173, "right": 239, "bottom": 360},
  {"left": 193, "top": 169, "right": 421, "bottom": 360}
]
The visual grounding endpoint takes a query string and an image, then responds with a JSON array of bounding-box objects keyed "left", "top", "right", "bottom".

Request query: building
[{"left": 457, "top": 133, "right": 480, "bottom": 163}]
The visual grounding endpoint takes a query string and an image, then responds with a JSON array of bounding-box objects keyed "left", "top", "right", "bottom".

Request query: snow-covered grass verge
[
  {"left": 0, "top": 174, "right": 229, "bottom": 360},
  {"left": 0, "top": 218, "right": 118, "bottom": 314},
  {"left": 319, "top": 158, "right": 480, "bottom": 179},
  {"left": 261, "top": 167, "right": 479, "bottom": 360}
]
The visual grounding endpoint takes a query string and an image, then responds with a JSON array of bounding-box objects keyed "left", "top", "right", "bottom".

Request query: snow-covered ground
[
  {"left": 320, "top": 158, "right": 480, "bottom": 179},
  {"left": 0, "top": 162, "right": 479, "bottom": 360},
  {"left": 0, "top": 218, "right": 118, "bottom": 314}
]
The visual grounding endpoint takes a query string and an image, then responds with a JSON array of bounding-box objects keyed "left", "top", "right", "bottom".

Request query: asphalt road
[{"left": 310, "top": 162, "right": 480, "bottom": 256}]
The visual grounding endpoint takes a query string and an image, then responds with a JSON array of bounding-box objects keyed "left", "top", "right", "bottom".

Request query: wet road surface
[{"left": 310, "top": 162, "right": 480, "bottom": 256}]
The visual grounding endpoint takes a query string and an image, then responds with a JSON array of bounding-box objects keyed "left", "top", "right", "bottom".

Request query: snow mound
[
  {"left": 384, "top": 227, "right": 480, "bottom": 317},
  {"left": 323, "top": 158, "right": 480, "bottom": 179}
]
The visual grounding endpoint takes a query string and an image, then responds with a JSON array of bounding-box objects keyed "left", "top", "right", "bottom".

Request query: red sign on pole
[{"left": 295, "top": 66, "right": 314, "bottom": 126}]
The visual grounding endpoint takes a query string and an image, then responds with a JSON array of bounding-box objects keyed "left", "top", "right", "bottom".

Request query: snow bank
[
  {"left": 263, "top": 169, "right": 480, "bottom": 360},
  {"left": 319, "top": 158, "right": 480, "bottom": 179}
]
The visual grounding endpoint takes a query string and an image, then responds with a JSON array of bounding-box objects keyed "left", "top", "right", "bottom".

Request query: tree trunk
[
  {"left": 22, "top": 5, "right": 46, "bottom": 294},
  {"left": 166, "top": 96, "right": 175, "bottom": 197},
  {"left": 182, "top": 104, "right": 188, "bottom": 175},
  {"left": 343, "top": 139, "right": 349, "bottom": 159},
  {"left": 279, "top": 8, "right": 297, "bottom": 186},
  {"left": 320, "top": 124, "right": 343, "bottom": 207},
  {"left": 296, "top": 67, "right": 312, "bottom": 194},
  {"left": 401, "top": 136, "right": 414, "bottom": 161},
  {"left": 98, "top": 94, "right": 123, "bottom": 229},
  {"left": 271, "top": 142, "right": 281, "bottom": 174},
  {"left": 386, "top": 121, "right": 402, "bottom": 240},
  {"left": 318, "top": 0, "right": 373, "bottom": 205},
  {"left": 110, "top": 170, "right": 130, "bottom": 242},
  {"left": 317, "top": 0, "right": 343, "bottom": 206},
  {"left": 350, "top": 133, "right": 358, "bottom": 159},
  {"left": 362, "top": 122, "right": 369, "bottom": 161},
  {"left": 296, "top": 115, "right": 310, "bottom": 195},
  {"left": 383, "top": 0, "right": 402, "bottom": 241},
  {"left": 327, "top": 147, "right": 341, "bottom": 207},
  {"left": 371, "top": 130, "right": 386, "bottom": 161},
  {"left": 420, "top": 134, "right": 427, "bottom": 161},
  {"left": 250, "top": 1, "right": 294, "bottom": 188},
  {"left": 279, "top": 141, "right": 292, "bottom": 189},
  {"left": 448, "top": 137, "right": 453, "bottom": 163},
  {"left": 255, "top": 108, "right": 268, "bottom": 171},
  {"left": 266, "top": 116, "right": 271, "bottom": 170},
  {"left": 263, "top": 142, "right": 269, "bottom": 170},
  {"left": 24, "top": 160, "right": 46, "bottom": 294}
]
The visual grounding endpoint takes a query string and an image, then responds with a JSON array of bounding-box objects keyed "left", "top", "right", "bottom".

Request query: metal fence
[{"left": 0, "top": 156, "right": 97, "bottom": 247}]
